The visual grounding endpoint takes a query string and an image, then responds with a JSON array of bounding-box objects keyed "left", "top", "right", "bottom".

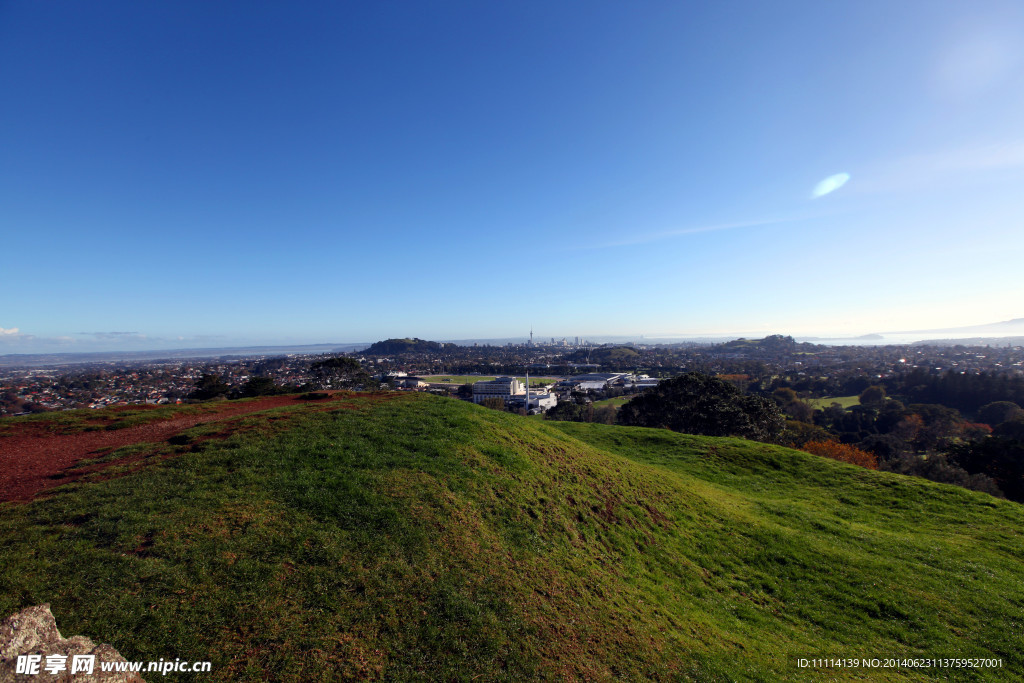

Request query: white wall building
[{"left": 472, "top": 377, "right": 525, "bottom": 403}]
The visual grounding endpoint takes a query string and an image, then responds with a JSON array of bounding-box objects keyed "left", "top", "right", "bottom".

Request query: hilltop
[
  {"left": 362, "top": 338, "right": 446, "bottom": 355},
  {"left": 1, "top": 394, "right": 1022, "bottom": 681}
]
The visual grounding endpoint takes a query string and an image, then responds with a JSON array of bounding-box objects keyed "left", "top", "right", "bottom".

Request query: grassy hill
[
  {"left": 1, "top": 394, "right": 1022, "bottom": 681},
  {"left": 362, "top": 338, "right": 444, "bottom": 355}
]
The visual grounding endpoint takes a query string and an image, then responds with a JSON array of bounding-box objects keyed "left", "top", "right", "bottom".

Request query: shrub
[{"left": 802, "top": 440, "right": 878, "bottom": 470}]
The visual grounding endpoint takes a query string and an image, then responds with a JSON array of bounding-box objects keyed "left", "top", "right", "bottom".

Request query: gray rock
[{"left": 0, "top": 605, "right": 145, "bottom": 682}]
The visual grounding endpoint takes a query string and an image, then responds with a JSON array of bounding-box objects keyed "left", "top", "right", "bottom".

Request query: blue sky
[{"left": 2, "top": 1, "right": 1023, "bottom": 353}]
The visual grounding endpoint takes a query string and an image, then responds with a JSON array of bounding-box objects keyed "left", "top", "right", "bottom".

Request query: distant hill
[
  {"left": 1, "top": 394, "right": 1021, "bottom": 680},
  {"left": 913, "top": 336, "right": 1024, "bottom": 347},
  {"left": 361, "top": 337, "right": 445, "bottom": 355},
  {"left": 565, "top": 345, "right": 640, "bottom": 364},
  {"left": 719, "top": 334, "right": 804, "bottom": 350},
  {"left": 897, "top": 317, "right": 1024, "bottom": 335}
]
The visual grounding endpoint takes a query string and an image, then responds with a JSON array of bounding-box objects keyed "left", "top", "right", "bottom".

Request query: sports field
[
  {"left": 421, "top": 375, "right": 559, "bottom": 386},
  {"left": 807, "top": 395, "right": 861, "bottom": 410}
]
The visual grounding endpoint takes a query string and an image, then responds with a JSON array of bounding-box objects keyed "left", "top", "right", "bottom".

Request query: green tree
[
  {"left": 618, "top": 372, "right": 784, "bottom": 441},
  {"left": 948, "top": 417, "right": 1024, "bottom": 501},
  {"left": 977, "top": 401, "right": 1024, "bottom": 427},
  {"left": 192, "top": 374, "right": 230, "bottom": 400},
  {"left": 481, "top": 397, "right": 505, "bottom": 411},
  {"left": 309, "top": 357, "right": 372, "bottom": 390},
  {"left": 858, "top": 385, "right": 887, "bottom": 406},
  {"left": 545, "top": 402, "right": 588, "bottom": 422},
  {"left": 237, "top": 376, "right": 283, "bottom": 398}
]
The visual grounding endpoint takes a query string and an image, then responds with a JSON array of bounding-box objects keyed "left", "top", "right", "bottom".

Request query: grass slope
[
  {"left": 591, "top": 396, "right": 632, "bottom": 408},
  {"left": 1, "top": 394, "right": 1022, "bottom": 681}
]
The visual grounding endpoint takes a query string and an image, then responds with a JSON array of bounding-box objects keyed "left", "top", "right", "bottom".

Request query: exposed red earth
[{"left": 0, "top": 392, "right": 411, "bottom": 504}]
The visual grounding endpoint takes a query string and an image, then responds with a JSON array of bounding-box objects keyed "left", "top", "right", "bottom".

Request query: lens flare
[{"left": 812, "top": 172, "right": 850, "bottom": 198}]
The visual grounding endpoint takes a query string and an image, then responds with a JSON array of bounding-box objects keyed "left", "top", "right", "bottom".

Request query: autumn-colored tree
[
  {"left": 802, "top": 440, "right": 878, "bottom": 470},
  {"left": 962, "top": 422, "right": 993, "bottom": 442}
]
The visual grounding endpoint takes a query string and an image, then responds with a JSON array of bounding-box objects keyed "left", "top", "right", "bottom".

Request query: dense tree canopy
[
  {"left": 191, "top": 374, "right": 230, "bottom": 400},
  {"left": 309, "top": 357, "right": 372, "bottom": 390},
  {"left": 858, "top": 385, "right": 887, "bottom": 406},
  {"left": 618, "top": 372, "right": 784, "bottom": 441},
  {"left": 977, "top": 401, "right": 1024, "bottom": 427},
  {"left": 237, "top": 376, "right": 286, "bottom": 398},
  {"left": 362, "top": 338, "right": 444, "bottom": 355}
]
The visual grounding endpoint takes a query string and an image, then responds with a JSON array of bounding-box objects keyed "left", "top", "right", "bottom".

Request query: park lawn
[
  {"left": 420, "top": 375, "right": 558, "bottom": 387},
  {"left": 591, "top": 396, "right": 632, "bottom": 408},
  {"left": 807, "top": 395, "right": 861, "bottom": 410}
]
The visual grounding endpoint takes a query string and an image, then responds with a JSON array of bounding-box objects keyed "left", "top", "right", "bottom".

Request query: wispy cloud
[
  {"left": 0, "top": 327, "right": 19, "bottom": 336},
  {"left": 572, "top": 214, "right": 822, "bottom": 251}
]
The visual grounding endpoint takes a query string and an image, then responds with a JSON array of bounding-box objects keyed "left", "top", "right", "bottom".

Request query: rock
[{"left": 0, "top": 604, "right": 145, "bottom": 682}]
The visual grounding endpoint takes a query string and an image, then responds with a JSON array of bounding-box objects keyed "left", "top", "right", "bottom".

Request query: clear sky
[{"left": 2, "top": 1, "right": 1023, "bottom": 353}]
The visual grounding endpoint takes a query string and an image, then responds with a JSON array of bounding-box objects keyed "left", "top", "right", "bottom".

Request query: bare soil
[{"left": 0, "top": 392, "right": 411, "bottom": 504}]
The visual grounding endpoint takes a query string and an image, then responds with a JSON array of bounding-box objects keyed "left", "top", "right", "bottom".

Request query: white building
[
  {"left": 472, "top": 377, "right": 525, "bottom": 403},
  {"left": 509, "top": 392, "right": 558, "bottom": 413}
]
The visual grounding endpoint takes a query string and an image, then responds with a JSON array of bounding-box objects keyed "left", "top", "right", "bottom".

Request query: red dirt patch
[{"left": 0, "top": 392, "right": 414, "bottom": 504}]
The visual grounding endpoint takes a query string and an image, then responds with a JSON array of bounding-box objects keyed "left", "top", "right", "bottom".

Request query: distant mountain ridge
[{"left": 887, "top": 317, "right": 1024, "bottom": 335}]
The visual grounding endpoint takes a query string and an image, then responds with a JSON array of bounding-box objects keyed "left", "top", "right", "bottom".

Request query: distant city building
[{"left": 555, "top": 373, "right": 629, "bottom": 392}]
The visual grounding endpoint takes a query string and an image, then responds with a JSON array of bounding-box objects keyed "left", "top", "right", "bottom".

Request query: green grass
[
  {"left": 1, "top": 394, "right": 1022, "bottom": 681},
  {"left": 420, "top": 375, "right": 558, "bottom": 387},
  {"left": 591, "top": 396, "right": 632, "bottom": 408},
  {"left": 807, "top": 395, "right": 861, "bottom": 410}
]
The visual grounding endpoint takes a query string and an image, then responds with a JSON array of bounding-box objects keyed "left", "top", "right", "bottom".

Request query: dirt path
[{"left": 0, "top": 393, "right": 408, "bottom": 504}]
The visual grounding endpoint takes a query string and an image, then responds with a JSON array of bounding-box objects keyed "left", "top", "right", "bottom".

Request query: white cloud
[
  {"left": 0, "top": 327, "right": 19, "bottom": 335},
  {"left": 811, "top": 173, "right": 850, "bottom": 199}
]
